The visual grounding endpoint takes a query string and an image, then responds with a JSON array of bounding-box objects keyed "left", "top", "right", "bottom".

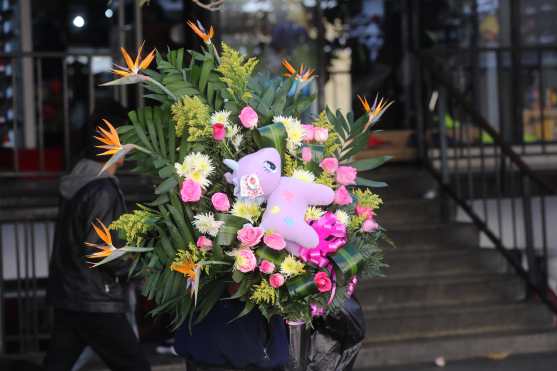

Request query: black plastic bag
[{"left": 307, "top": 297, "right": 366, "bottom": 371}]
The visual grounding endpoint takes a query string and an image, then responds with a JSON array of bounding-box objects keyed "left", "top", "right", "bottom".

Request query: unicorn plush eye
[{"left": 263, "top": 160, "right": 277, "bottom": 173}]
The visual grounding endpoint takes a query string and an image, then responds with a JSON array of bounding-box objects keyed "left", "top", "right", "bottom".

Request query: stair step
[
  {"left": 355, "top": 329, "right": 557, "bottom": 368},
  {"left": 378, "top": 199, "right": 442, "bottom": 227},
  {"left": 361, "top": 166, "right": 437, "bottom": 200},
  {"left": 357, "top": 274, "right": 526, "bottom": 311},
  {"left": 383, "top": 249, "right": 510, "bottom": 279},
  {"left": 387, "top": 223, "right": 478, "bottom": 252},
  {"left": 364, "top": 303, "right": 553, "bottom": 343}
]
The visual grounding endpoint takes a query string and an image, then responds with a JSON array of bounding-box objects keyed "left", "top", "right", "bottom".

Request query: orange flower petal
[
  {"left": 139, "top": 49, "right": 156, "bottom": 70},
  {"left": 282, "top": 59, "right": 296, "bottom": 75},
  {"left": 112, "top": 69, "right": 131, "bottom": 77},
  {"left": 91, "top": 219, "right": 112, "bottom": 246},
  {"left": 357, "top": 95, "right": 371, "bottom": 112},
  {"left": 120, "top": 47, "right": 135, "bottom": 71}
]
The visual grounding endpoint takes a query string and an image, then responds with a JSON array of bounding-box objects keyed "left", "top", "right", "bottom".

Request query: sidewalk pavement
[{"left": 362, "top": 351, "right": 557, "bottom": 371}]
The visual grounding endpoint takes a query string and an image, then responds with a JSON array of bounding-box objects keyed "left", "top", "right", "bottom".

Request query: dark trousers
[{"left": 43, "top": 309, "right": 150, "bottom": 371}]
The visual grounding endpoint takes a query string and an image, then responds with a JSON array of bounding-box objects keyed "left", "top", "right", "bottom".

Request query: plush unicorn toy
[{"left": 224, "top": 148, "right": 335, "bottom": 255}]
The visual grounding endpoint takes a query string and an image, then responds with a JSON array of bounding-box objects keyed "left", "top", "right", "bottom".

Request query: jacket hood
[{"left": 59, "top": 159, "right": 116, "bottom": 199}]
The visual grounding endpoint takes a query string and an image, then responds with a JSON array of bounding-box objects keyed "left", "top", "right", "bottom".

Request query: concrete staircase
[{"left": 355, "top": 165, "right": 557, "bottom": 369}]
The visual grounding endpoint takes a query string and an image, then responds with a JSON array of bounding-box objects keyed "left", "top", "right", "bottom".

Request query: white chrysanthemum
[
  {"left": 175, "top": 152, "right": 214, "bottom": 188},
  {"left": 335, "top": 210, "right": 350, "bottom": 225},
  {"left": 292, "top": 169, "right": 315, "bottom": 183},
  {"left": 210, "top": 110, "right": 231, "bottom": 126},
  {"left": 305, "top": 207, "right": 325, "bottom": 221},
  {"left": 193, "top": 213, "right": 224, "bottom": 237},
  {"left": 274, "top": 115, "right": 304, "bottom": 153},
  {"left": 232, "top": 134, "right": 243, "bottom": 151}
]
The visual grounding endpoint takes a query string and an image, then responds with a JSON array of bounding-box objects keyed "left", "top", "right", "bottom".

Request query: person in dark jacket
[{"left": 43, "top": 101, "right": 150, "bottom": 371}]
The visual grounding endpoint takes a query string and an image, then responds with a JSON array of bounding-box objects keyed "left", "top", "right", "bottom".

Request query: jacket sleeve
[{"left": 82, "top": 179, "right": 131, "bottom": 277}]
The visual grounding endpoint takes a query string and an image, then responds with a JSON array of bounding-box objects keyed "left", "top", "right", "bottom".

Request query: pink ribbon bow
[{"left": 300, "top": 212, "right": 347, "bottom": 268}]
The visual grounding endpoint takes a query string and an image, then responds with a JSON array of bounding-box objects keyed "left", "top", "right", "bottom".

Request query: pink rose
[
  {"left": 212, "top": 123, "right": 226, "bottom": 141},
  {"left": 314, "top": 127, "right": 329, "bottom": 143},
  {"left": 334, "top": 186, "right": 353, "bottom": 206},
  {"left": 336, "top": 166, "right": 358, "bottom": 186},
  {"left": 355, "top": 205, "right": 374, "bottom": 219},
  {"left": 237, "top": 225, "right": 264, "bottom": 247},
  {"left": 301, "top": 147, "right": 312, "bottom": 163},
  {"left": 234, "top": 248, "right": 257, "bottom": 273},
  {"left": 361, "top": 218, "right": 379, "bottom": 233},
  {"left": 196, "top": 236, "right": 213, "bottom": 251},
  {"left": 211, "top": 192, "right": 230, "bottom": 212},
  {"left": 302, "top": 125, "right": 315, "bottom": 142},
  {"left": 314, "top": 271, "right": 332, "bottom": 293},
  {"left": 239, "top": 106, "right": 258, "bottom": 129},
  {"left": 269, "top": 273, "right": 285, "bottom": 288},
  {"left": 259, "top": 260, "right": 276, "bottom": 274},
  {"left": 263, "top": 232, "right": 286, "bottom": 251},
  {"left": 319, "top": 157, "right": 339, "bottom": 174},
  {"left": 180, "top": 179, "right": 202, "bottom": 203}
]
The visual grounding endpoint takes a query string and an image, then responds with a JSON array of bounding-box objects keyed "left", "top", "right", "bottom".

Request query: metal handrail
[{"left": 418, "top": 52, "right": 557, "bottom": 314}]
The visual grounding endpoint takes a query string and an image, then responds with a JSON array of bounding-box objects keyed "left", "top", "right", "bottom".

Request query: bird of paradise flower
[
  {"left": 86, "top": 219, "right": 153, "bottom": 268},
  {"left": 94, "top": 119, "right": 151, "bottom": 175}
]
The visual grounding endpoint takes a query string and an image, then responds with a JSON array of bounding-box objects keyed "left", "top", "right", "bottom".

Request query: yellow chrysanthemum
[
  {"left": 292, "top": 169, "right": 315, "bottom": 183},
  {"left": 175, "top": 152, "right": 214, "bottom": 188},
  {"left": 274, "top": 115, "right": 304, "bottom": 153},
  {"left": 231, "top": 201, "right": 262, "bottom": 223},
  {"left": 305, "top": 207, "right": 325, "bottom": 222},
  {"left": 280, "top": 256, "right": 305, "bottom": 278}
]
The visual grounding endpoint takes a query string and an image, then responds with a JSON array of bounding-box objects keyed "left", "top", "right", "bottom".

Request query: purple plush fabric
[{"left": 225, "top": 148, "right": 335, "bottom": 253}]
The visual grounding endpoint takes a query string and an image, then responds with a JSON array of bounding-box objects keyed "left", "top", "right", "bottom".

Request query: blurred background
[{"left": 0, "top": 0, "right": 556, "bottom": 370}]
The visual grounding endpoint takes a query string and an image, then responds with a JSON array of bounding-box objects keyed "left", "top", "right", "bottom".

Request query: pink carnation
[
  {"left": 237, "top": 225, "right": 264, "bottom": 248},
  {"left": 234, "top": 248, "right": 257, "bottom": 273},
  {"left": 334, "top": 186, "right": 353, "bottom": 206},
  {"left": 212, "top": 123, "right": 226, "bottom": 141},
  {"left": 361, "top": 218, "right": 379, "bottom": 233},
  {"left": 196, "top": 236, "right": 213, "bottom": 251},
  {"left": 239, "top": 106, "right": 258, "bottom": 129},
  {"left": 263, "top": 232, "right": 286, "bottom": 251},
  {"left": 211, "top": 192, "right": 230, "bottom": 212},
  {"left": 314, "top": 271, "right": 332, "bottom": 293},
  {"left": 319, "top": 157, "right": 339, "bottom": 174},
  {"left": 180, "top": 179, "right": 202, "bottom": 203},
  {"left": 259, "top": 260, "right": 276, "bottom": 274},
  {"left": 302, "top": 125, "right": 315, "bottom": 142},
  {"left": 355, "top": 205, "right": 374, "bottom": 219},
  {"left": 314, "top": 127, "right": 329, "bottom": 143},
  {"left": 269, "top": 273, "right": 285, "bottom": 288},
  {"left": 336, "top": 166, "right": 358, "bottom": 186},
  {"left": 301, "top": 147, "right": 312, "bottom": 163}
]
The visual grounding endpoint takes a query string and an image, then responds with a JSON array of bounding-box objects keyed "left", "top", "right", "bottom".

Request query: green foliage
[
  {"left": 110, "top": 208, "right": 158, "bottom": 246},
  {"left": 217, "top": 43, "right": 258, "bottom": 103},
  {"left": 171, "top": 95, "right": 211, "bottom": 140}
]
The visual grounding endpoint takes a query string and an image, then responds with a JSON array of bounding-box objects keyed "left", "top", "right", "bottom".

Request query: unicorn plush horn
[{"left": 223, "top": 159, "right": 239, "bottom": 171}]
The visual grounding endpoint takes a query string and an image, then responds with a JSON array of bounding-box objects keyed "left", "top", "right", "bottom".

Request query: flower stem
[{"left": 145, "top": 76, "right": 178, "bottom": 102}]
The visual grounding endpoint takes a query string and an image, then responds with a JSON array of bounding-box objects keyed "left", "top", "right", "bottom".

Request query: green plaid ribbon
[
  {"left": 286, "top": 274, "right": 318, "bottom": 299},
  {"left": 330, "top": 243, "right": 364, "bottom": 284},
  {"left": 256, "top": 247, "right": 288, "bottom": 266},
  {"left": 255, "top": 122, "right": 286, "bottom": 154},
  {"left": 215, "top": 213, "right": 250, "bottom": 246}
]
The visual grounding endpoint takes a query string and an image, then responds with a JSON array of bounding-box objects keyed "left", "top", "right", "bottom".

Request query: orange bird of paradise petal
[
  {"left": 187, "top": 20, "right": 214, "bottom": 43},
  {"left": 85, "top": 219, "right": 115, "bottom": 259},
  {"left": 357, "top": 95, "right": 371, "bottom": 113},
  {"left": 95, "top": 119, "right": 122, "bottom": 156},
  {"left": 112, "top": 42, "right": 156, "bottom": 77},
  {"left": 171, "top": 260, "right": 197, "bottom": 281},
  {"left": 282, "top": 59, "right": 315, "bottom": 81}
]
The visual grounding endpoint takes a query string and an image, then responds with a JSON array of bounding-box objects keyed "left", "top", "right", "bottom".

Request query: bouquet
[{"left": 89, "top": 21, "right": 392, "bottom": 328}]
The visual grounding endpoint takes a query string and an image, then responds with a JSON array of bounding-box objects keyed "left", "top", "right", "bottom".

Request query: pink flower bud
[
  {"left": 314, "top": 127, "right": 329, "bottom": 143},
  {"left": 211, "top": 192, "right": 230, "bottom": 212},
  {"left": 334, "top": 186, "right": 353, "bottom": 206},
  {"left": 301, "top": 147, "right": 312, "bottom": 163},
  {"left": 196, "top": 236, "right": 213, "bottom": 251},
  {"left": 239, "top": 106, "right": 258, "bottom": 129},
  {"left": 180, "top": 179, "right": 202, "bottom": 203},
  {"left": 319, "top": 157, "right": 339, "bottom": 174},
  {"left": 212, "top": 123, "right": 226, "bottom": 141},
  {"left": 259, "top": 260, "right": 276, "bottom": 274},
  {"left": 336, "top": 166, "right": 358, "bottom": 186},
  {"left": 269, "top": 273, "right": 285, "bottom": 288},
  {"left": 302, "top": 125, "right": 315, "bottom": 142}
]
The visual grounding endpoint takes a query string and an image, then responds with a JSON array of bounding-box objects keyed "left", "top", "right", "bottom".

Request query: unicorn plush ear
[
  {"left": 223, "top": 159, "right": 239, "bottom": 171},
  {"left": 224, "top": 172, "right": 234, "bottom": 184}
]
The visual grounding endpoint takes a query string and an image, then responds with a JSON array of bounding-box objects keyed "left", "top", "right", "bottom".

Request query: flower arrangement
[{"left": 89, "top": 20, "right": 392, "bottom": 327}]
